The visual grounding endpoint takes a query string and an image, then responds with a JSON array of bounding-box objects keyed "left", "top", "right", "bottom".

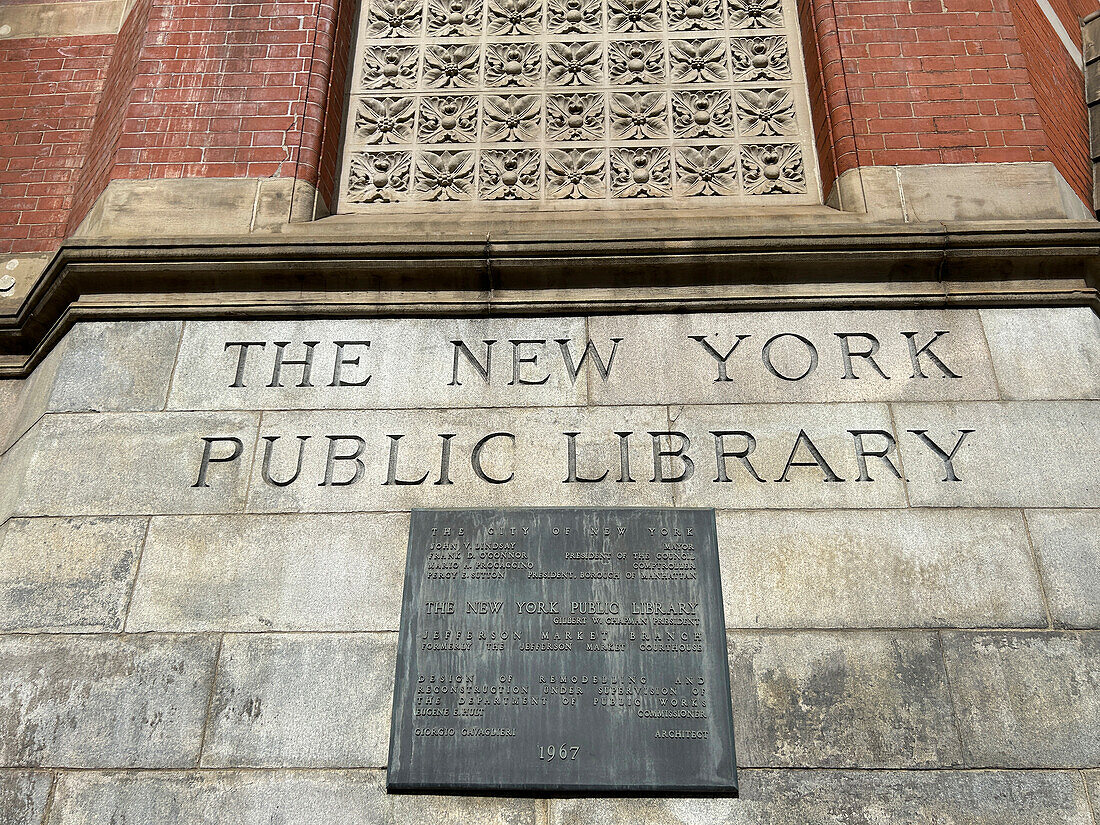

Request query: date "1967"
[{"left": 538, "top": 744, "right": 580, "bottom": 761}]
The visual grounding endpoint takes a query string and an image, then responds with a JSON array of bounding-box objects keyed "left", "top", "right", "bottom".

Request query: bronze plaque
[{"left": 387, "top": 507, "right": 737, "bottom": 794}]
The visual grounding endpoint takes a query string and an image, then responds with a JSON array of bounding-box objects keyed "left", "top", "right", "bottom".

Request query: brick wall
[{"left": 0, "top": 34, "right": 114, "bottom": 254}]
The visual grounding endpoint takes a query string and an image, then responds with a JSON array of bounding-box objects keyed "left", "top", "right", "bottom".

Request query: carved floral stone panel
[{"left": 342, "top": 0, "right": 818, "bottom": 205}]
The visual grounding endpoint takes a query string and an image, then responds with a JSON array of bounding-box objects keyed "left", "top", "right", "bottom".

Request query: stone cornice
[{"left": 1, "top": 220, "right": 1098, "bottom": 376}]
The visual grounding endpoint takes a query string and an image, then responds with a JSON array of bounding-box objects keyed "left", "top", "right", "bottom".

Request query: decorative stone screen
[{"left": 339, "top": 0, "right": 820, "bottom": 206}]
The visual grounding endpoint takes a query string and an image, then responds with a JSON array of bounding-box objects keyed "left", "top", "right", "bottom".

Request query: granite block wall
[{"left": 0, "top": 306, "right": 1098, "bottom": 823}]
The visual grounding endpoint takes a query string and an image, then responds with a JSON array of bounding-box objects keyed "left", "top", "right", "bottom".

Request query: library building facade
[{"left": 1, "top": 0, "right": 1099, "bottom": 820}]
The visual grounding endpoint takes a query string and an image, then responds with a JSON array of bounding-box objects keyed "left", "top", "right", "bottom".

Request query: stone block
[
  {"left": 0, "top": 517, "right": 146, "bottom": 632},
  {"left": 0, "top": 772, "right": 52, "bottom": 825},
  {"left": 167, "top": 317, "right": 592, "bottom": 411},
  {"left": 245, "top": 407, "right": 675, "bottom": 513},
  {"left": 718, "top": 509, "right": 1045, "bottom": 629},
  {"left": 894, "top": 401, "right": 1099, "bottom": 508},
  {"left": 727, "top": 631, "right": 962, "bottom": 768},
  {"left": 11, "top": 412, "right": 259, "bottom": 517},
  {"left": 0, "top": 425, "right": 37, "bottom": 526},
  {"left": 0, "top": 0, "right": 127, "bottom": 40},
  {"left": 202, "top": 633, "right": 396, "bottom": 768},
  {"left": 550, "top": 769, "right": 1093, "bottom": 825},
  {"left": 0, "top": 634, "right": 217, "bottom": 767},
  {"left": 45, "top": 322, "right": 183, "bottom": 414},
  {"left": 0, "top": 379, "right": 22, "bottom": 451},
  {"left": 1027, "top": 509, "right": 1100, "bottom": 628},
  {"left": 49, "top": 770, "right": 542, "bottom": 825},
  {"left": 942, "top": 631, "right": 1100, "bottom": 767},
  {"left": 980, "top": 308, "right": 1100, "bottom": 400},
  {"left": 667, "top": 403, "right": 907, "bottom": 509},
  {"left": 128, "top": 514, "right": 408, "bottom": 632},
  {"left": 0, "top": 347, "right": 62, "bottom": 456},
  {"left": 588, "top": 310, "right": 998, "bottom": 406}
]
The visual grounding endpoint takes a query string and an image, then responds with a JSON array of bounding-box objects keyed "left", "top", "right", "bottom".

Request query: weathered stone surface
[
  {"left": 167, "top": 318, "right": 590, "bottom": 410},
  {"left": 551, "top": 769, "right": 1093, "bottom": 824},
  {"left": 11, "top": 412, "right": 258, "bottom": 517},
  {"left": 667, "top": 403, "right": 907, "bottom": 509},
  {"left": 245, "top": 407, "right": 675, "bottom": 513},
  {"left": 588, "top": 310, "right": 998, "bottom": 406},
  {"left": 128, "top": 514, "right": 408, "bottom": 632},
  {"left": 0, "top": 379, "right": 22, "bottom": 451},
  {"left": 0, "top": 348, "right": 61, "bottom": 455},
  {"left": 0, "top": 771, "right": 52, "bottom": 825},
  {"left": 1027, "top": 509, "right": 1100, "bottom": 628},
  {"left": 46, "top": 322, "right": 183, "bottom": 414},
  {"left": 942, "top": 631, "right": 1100, "bottom": 767},
  {"left": 0, "top": 634, "right": 217, "bottom": 767},
  {"left": 980, "top": 308, "right": 1100, "bottom": 400},
  {"left": 0, "top": 516, "right": 146, "bottom": 632},
  {"left": 718, "top": 509, "right": 1044, "bottom": 629},
  {"left": 0, "top": 0, "right": 129, "bottom": 40},
  {"left": 0, "top": 425, "right": 38, "bottom": 526},
  {"left": 202, "top": 633, "right": 396, "bottom": 768},
  {"left": 894, "top": 401, "right": 1100, "bottom": 508},
  {"left": 49, "top": 769, "right": 542, "bottom": 825},
  {"left": 727, "top": 631, "right": 961, "bottom": 768}
]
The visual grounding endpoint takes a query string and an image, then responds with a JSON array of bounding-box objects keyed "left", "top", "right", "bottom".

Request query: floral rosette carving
[
  {"left": 667, "top": 0, "right": 723, "bottom": 30},
  {"left": 415, "top": 150, "right": 475, "bottom": 199},
  {"left": 347, "top": 151, "right": 411, "bottom": 202},
  {"left": 730, "top": 35, "right": 790, "bottom": 80},
  {"left": 480, "top": 149, "right": 541, "bottom": 199},
  {"left": 355, "top": 97, "right": 415, "bottom": 144},
  {"left": 676, "top": 146, "right": 737, "bottom": 195},
  {"left": 485, "top": 43, "right": 542, "bottom": 87},
  {"left": 736, "top": 88, "right": 795, "bottom": 136},
  {"left": 610, "top": 147, "right": 671, "bottom": 197},
  {"left": 418, "top": 95, "right": 478, "bottom": 143},
  {"left": 547, "top": 42, "right": 603, "bottom": 85},
  {"left": 361, "top": 45, "right": 419, "bottom": 89},
  {"left": 608, "top": 40, "right": 665, "bottom": 85},
  {"left": 366, "top": 0, "right": 423, "bottom": 37},
  {"left": 483, "top": 94, "right": 541, "bottom": 141},
  {"left": 740, "top": 143, "right": 805, "bottom": 194},
  {"left": 548, "top": 0, "right": 601, "bottom": 33},
  {"left": 546, "top": 93, "right": 604, "bottom": 140},
  {"left": 427, "top": 0, "right": 483, "bottom": 34},
  {"left": 611, "top": 92, "right": 668, "bottom": 140},
  {"left": 727, "top": 0, "right": 782, "bottom": 28},
  {"left": 669, "top": 38, "right": 728, "bottom": 82},
  {"left": 607, "top": 0, "right": 662, "bottom": 32},
  {"left": 423, "top": 44, "right": 481, "bottom": 88},
  {"left": 546, "top": 148, "right": 606, "bottom": 198},
  {"left": 488, "top": 0, "right": 542, "bottom": 33},
  {"left": 671, "top": 89, "right": 732, "bottom": 138}
]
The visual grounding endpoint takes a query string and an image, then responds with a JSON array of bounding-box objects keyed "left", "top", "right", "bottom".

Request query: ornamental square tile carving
[
  {"left": 345, "top": 0, "right": 817, "bottom": 204},
  {"left": 361, "top": 45, "right": 420, "bottom": 89},
  {"left": 347, "top": 152, "right": 412, "bottom": 203},
  {"left": 730, "top": 35, "right": 790, "bottom": 80},
  {"left": 546, "top": 93, "right": 605, "bottom": 140},
  {"left": 355, "top": 97, "right": 416, "bottom": 144},
  {"left": 366, "top": 0, "right": 423, "bottom": 37},
  {"left": 668, "top": 0, "right": 724, "bottom": 31},
  {"left": 741, "top": 143, "right": 805, "bottom": 194},
  {"left": 548, "top": 0, "right": 602, "bottom": 33},
  {"left": 607, "top": 0, "right": 664, "bottom": 32},
  {"left": 546, "top": 148, "right": 606, "bottom": 197},
  {"left": 415, "top": 150, "right": 475, "bottom": 199},
  {"left": 480, "top": 148, "right": 542, "bottom": 199},
  {"left": 675, "top": 145, "right": 738, "bottom": 195},
  {"left": 669, "top": 37, "right": 729, "bottom": 82},
  {"left": 672, "top": 89, "right": 733, "bottom": 137},
  {"left": 608, "top": 40, "right": 665, "bottom": 84},
  {"left": 610, "top": 147, "right": 672, "bottom": 197},
  {"left": 546, "top": 41, "right": 604, "bottom": 85},
  {"left": 418, "top": 95, "right": 479, "bottom": 143},
  {"left": 423, "top": 44, "right": 481, "bottom": 88},
  {"left": 488, "top": 0, "right": 543, "bottom": 33},
  {"left": 736, "top": 88, "right": 796, "bottom": 136},
  {"left": 485, "top": 43, "right": 542, "bottom": 87},
  {"left": 727, "top": 0, "right": 782, "bottom": 28}
]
